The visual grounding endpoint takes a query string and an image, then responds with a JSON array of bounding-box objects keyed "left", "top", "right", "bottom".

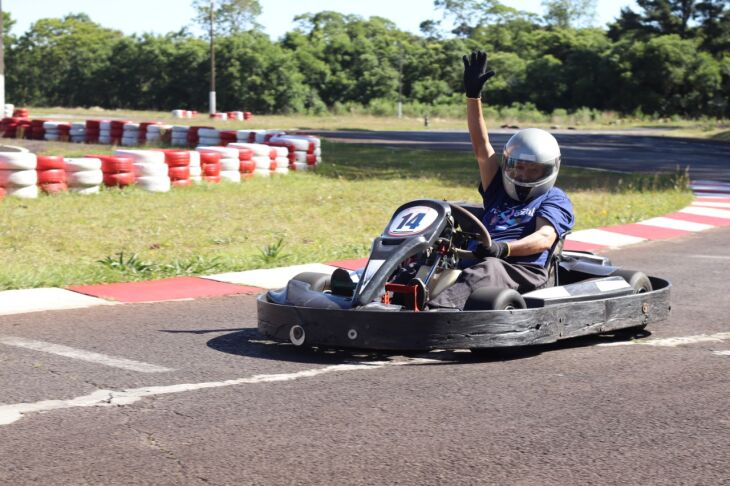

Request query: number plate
[{"left": 387, "top": 206, "right": 439, "bottom": 236}]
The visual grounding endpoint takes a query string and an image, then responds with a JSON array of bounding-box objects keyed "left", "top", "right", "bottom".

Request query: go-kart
[{"left": 257, "top": 199, "right": 671, "bottom": 351}]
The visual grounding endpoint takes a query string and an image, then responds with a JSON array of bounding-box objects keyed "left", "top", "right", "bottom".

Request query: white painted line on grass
[
  {"left": 680, "top": 206, "right": 730, "bottom": 219},
  {"left": 204, "top": 263, "right": 340, "bottom": 289},
  {"left": 598, "top": 332, "right": 730, "bottom": 348},
  {"left": 0, "top": 358, "right": 435, "bottom": 426},
  {"left": 713, "top": 350, "right": 730, "bottom": 357},
  {"left": 567, "top": 229, "right": 646, "bottom": 247},
  {"left": 0, "top": 288, "right": 114, "bottom": 316},
  {"left": 0, "top": 336, "right": 174, "bottom": 373},
  {"left": 637, "top": 217, "right": 712, "bottom": 232}
]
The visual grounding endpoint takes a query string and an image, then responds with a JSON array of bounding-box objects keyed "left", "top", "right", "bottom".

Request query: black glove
[
  {"left": 462, "top": 50, "right": 496, "bottom": 99},
  {"left": 473, "top": 241, "right": 510, "bottom": 259}
]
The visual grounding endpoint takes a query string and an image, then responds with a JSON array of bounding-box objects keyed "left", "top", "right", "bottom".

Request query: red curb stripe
[
  {"left": 665, "top": 212, "right": 730, "bottom": 227},
  {"left": 695, "top": 197, "right": 730, "bottom": 203},
  {"left": 602, "top": 223, "right": 691, "bottom": 240},
  {"left": 69, "top": 277, "right": 260, "bottom": 303},
  {"left": 326, "top": 258, "right": 368, "bottom": 270},
  {"left": 563, "top": 240, "right": 608, "bottom": 252}
]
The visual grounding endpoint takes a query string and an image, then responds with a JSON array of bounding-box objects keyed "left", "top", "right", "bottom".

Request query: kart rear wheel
[
  {"left": 291, "top": 272, "right": 330, "bottom": 292},
  {"left": 464, "top": 287, "right": 526, "bottom": 311},
  {"left": 611, "top": 269, "right": 652, "bottom": 293}
]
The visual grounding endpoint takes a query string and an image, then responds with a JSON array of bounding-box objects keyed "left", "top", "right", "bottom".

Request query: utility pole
[
  {"left": 0, "top": 0, "right": 5, "bottom": 114},
  {"left": 209, "top": 0, "right": 216, "bottom": 115},
  {"left": 397, "top": 43, "right": 403, "bottom": 119}
]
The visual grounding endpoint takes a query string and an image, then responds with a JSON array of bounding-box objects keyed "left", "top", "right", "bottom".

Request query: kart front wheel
[
  {"left": 464, "top": 287, "right": 526, "bottom": 311},
  {"left": 611, "top": 269, "right": 652, "bottom": 293}
]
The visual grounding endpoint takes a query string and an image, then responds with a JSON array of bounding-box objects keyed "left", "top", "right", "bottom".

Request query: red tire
[
  {"left": 164, "top": 150, "right": 191, "bottom": 167},
  {"left": 203, "top": 175, "right": 221, "bottom": 183},
  {"left": 199, "top": 152, "right": 221, "bottom": 164},
  {"left": 236, "top": 148, "right": 253, "bottom": 161},
  {"left": 240, "top": 159, "right": 256, "bottom": 173},
  {"left": 90, "top": 155, "right": 135, "bottom": 173},
  {"left": 103, "top": 172, "right": 135, "bottom": 187},
  {"left": 40, "top": 182, "right": 68, "bottom": 194},
  {"left": 37, "top": 169, "right": 66, "bottom": 184},
  {"left": 169, "top": 166, "right": 190, "bottom": 180},
  {"left": 36, "top": 155, "right": 66, "bottom": 171},
  {"left": 172, "top": 179, "right": 193, "bottom": 188},
  {"left": 202, "top": 163, "right": 221, "bottom": 176}
]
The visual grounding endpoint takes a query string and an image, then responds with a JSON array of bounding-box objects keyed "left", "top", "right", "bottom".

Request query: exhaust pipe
[{"left": 289, "top": 325, "right": 306, "bottom": 346}]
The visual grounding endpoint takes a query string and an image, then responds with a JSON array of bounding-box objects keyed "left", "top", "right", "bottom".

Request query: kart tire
[
  {"left": 291, "top": 272, "right": 330, "bottom": 292},
  {"left": 36, "top": 155, "right": 66, "bottom": 171},
  {"left": 37, "top": 169, "right": 66, "bottom": 184},
  {"left": 610, "top": 269, "right": 652, "bottom": 293},
  {"left": 464, "top": 287, "right": 526, "bottom": 311},
  {"left": 64, "top": 157, "right": 102, "bottom": 171}
]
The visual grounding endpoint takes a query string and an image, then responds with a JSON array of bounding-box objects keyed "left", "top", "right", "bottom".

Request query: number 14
[{"left": 396, "top": 212, "right": 426, "bottom": 230}]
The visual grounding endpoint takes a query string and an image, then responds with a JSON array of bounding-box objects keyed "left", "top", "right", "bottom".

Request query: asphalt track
[
  {"left": 0, "top": 130, "right": 728, "bottom": 484},
  {"left": 301, "top": 129, "right": 730, "bottom": 182}
]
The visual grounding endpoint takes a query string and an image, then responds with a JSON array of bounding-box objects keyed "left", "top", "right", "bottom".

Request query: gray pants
[{"left": 427, "top": 258, "right": 548, "bottom": 310}]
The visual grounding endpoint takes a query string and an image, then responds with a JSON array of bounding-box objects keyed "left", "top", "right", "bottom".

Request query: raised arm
[{"left": 463, "top": 51, "right": 500, "bottom": 190}]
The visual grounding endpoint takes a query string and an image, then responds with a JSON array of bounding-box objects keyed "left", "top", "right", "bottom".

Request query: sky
[{"left": 6, "top": 0, "right": 638, "bottom": 39}]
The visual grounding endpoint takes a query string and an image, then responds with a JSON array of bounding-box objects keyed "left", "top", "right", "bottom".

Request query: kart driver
[{"left": 427, "top": 50, "right": 575, "bottom": 310}]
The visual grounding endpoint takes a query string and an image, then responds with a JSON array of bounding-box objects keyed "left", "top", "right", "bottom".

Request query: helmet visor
[{"left": 503, "top": 156, "right": 558, "bottom": 186}]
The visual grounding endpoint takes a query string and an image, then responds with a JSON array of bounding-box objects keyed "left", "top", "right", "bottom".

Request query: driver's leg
[{"left": 427, "top": 258, "right": 548, "bottom": 310}]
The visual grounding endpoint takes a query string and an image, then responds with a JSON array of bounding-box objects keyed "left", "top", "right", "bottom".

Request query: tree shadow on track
[{"left": 204, "top": 327, "right": 652, "bottom": 365}]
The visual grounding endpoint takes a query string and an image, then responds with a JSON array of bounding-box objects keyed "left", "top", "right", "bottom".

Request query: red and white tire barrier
[
  {"left": 0, "top": 151, "right": 38, "bottom": 198},
  {"left": 122, "top": 123, "right": 141, "bottom": 147},
  {"left": 232, "top": 146, "right": 254, "bottom": 180},
  {"left": 163, "top": 150, "right": 192, "bottom": 188},
  {"left": 171, "top": 110, "right": 195, "bottom": 119},
  {"left": 197, "top": 146, "right": 240, "bottom": 182},
  {"left": 110, "top": 121, "right": 130, "bottom": 145},
  {"left": 99, "top": 120, "right": 112, "bottom": 144},
  {"left": 89, "top": 154, "right": 136, "bottom": 188},
  {"left": 114, "top": 149, "right": 170, "bottom": 192},
  {"left": 188, "top": 150, "right": 202, "bottom": 183},
  {"left": 64, "top": 157, "right": 103, "bottom": 195},
  {"left": 270, "top": 135, "right": 321, "bottom": 170},
  {"left": 37, "top": 155, "right": 67, "bottom": 194},
  {"left": 228, "top": 142, "right": 276, "bottom": 177},
  {"left": 70, "top": 122, "right": 86, "bottom": 143},
  {"left": 197, "top": 128, "right": 220, "bottom": 147},
  {"left": 85, "top": 120, "right": 100, "bottom": 144},
  {"left": 171, "top": 126, "right": 189, "bottom": 147}
]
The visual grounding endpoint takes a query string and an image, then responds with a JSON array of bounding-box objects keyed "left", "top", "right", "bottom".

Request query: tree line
[{"left": 3, "top": 0, "right": 730, "bottom": 118}]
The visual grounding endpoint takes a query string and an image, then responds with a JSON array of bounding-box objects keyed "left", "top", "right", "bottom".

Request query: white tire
[
  {"left": 0, "top": 169, "right": 38, "bottom": 187},
  {"left": 6, "top": 184, "right": 39, "bottom": 199},
  {"left": 43, "top": 121, "right": 60, "bottom": 130},
  {"left": 197, "top": 146, "right": 238, "bottom": 159},
  {"left": 146, "top": 124, "right": 162, "bottom": 133},
  {"left": 69, "top": 185, "right": 100, "bottom": 195},
  {"left": 188, "top": 151, "right": 201, "bottom": 168},
  {"left": 124, "top": 123, "right": 140, "bottom": 131},
  {"left": 227, "top": 142, "right": 273, "bottom": 157},
  {"left": 220, "top": 170, "right": 241, "bottom": 183},
  {"left": 136, "top": 176, "right": 171, "bottom": 192},
  {"left": 172, "top": 125, "right": 189, "bottom": 133},
  {"left": 219, "top": 157, "right": 240, "bottom": 172},
  {"left": 274, "top": 167, "right": 290, "bottom": 175},
  {"left": 0, "top": 152, "right": 37, "bottom": 170},
  {"left": 275, "top": 156, "right": 289, "bottom": 169},
  {"left": 198, "top": 128, "right": 219, "bottom": 138},
  {"left": 114, "top": 150, "right": 165, "bottom": 164},
  {"left": 253, "top": 169, "right": 271, "bottom": 177},
  {"left": 100, "top": 121, "right": 112, "bottom": 130},
  {"left": 255, "top": 130, "right": 285, "bottom": 143},
  {"left": 133, "top": 162, "right": 168, "bottom": 177},
  {"left": 197, "top": 137, "right": 221, "bottom": 146},
  {"left": 99, "top": 135, "right": 112, "bottom": 144},
  {"left": 67, "top": 170, "right": 103, "bottom": 187},
  {"left": 69, "top": 128, "right": 85, "bottom": 136},
  {"left": 252, "top": 155, "right": 273, "bottom": 170},
  {"left": 292, "top": 162, "right": 310, "bottom": 171},
  {"left": 189, "top": 165, "right": 202, "bottom": 177},
  {"left": 65, "top": 157, "right": 102, "bottom": 171},
  {"left": 190, "top": 175, "right": 202, "bottom": 183},
  {"left": 121, "top": 137, "right": 139, "bottom": 146},
  {"left": 269, "top": 146, "right": 288, "bottom": 158}
]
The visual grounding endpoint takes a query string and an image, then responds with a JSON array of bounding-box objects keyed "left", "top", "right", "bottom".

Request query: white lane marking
[
  {"left": 0, "top": 358, "right": 434, "bottom": 426},
  {"left": 567, "top": 229, "right": 646, "bottom": 247},
  {"left": 598, "top": 332, "right": 730, "bottom": 348},
  {"left": 0, "top": 336, "right": 174, "bottom": 373},
  {"left": 692, "top": 201, "right": 730, "bottom": 209},
  {"left": 637, "top": 217, "right": 712, "bottom": 232},
  {"left": 680, "top": 206, "right": 730, "bottom": 219},
  {"left": 204, "top": 263, "right": 339, "bottom": 289},
  {"left": 713, "top": 350, "right": 730, "bottom": 357},
  {"left": 0, "top": 288, "right": 113, "bottom": 316}
]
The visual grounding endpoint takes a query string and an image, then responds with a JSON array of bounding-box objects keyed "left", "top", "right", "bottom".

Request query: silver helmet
[{"left": 500, "top": 128, "right": 561, "bottom": 202}]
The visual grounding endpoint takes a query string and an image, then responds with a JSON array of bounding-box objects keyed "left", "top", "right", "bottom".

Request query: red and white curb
[{"left": 1, "top": 194, "right": 729, "bottom": 317}]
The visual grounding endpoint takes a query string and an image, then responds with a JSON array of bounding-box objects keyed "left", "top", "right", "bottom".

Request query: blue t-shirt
[{"left": 477, "top": 175, "right": 574, "bottom": 267}]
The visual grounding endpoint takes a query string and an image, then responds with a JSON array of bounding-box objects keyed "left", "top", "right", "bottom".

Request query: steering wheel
[{"left": 448, "top": 203, "right": 491, "bottom": 258}]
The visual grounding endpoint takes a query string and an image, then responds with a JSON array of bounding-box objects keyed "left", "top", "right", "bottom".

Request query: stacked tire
[
  {"left": 99, "top": 120, "right": 112, "bottom": 144},
  {"left": 37, "top": 155, "right": 67, "bottom": 194},
  {"left": 197, "top": 128, "right": 220, "bottom": 147},
  {"left": 146, "top": 124, "right": 165, "bottom": 144},
  {"left": 65, "top": 157, "right": 103, "bottom": 195},
  {"left": 85, "top": 120, "right": 100, "bottom": 144},
  {"left": 70, "top": 122, "right": 86, "bottom": 143},
  {"left": 189, "top": 150, "right": 202, "bottom": 183},
  {"left": 139, "top": 122, "right": 158, "bottom": 145},
  {"left": 228, "top": 142, "right": 276, "bottom": 177},
  {"left": 163, "top": 150, "right": 192, "bottom": 188},
  {"left": 171, "top": 126, "right": 189, "bottom": 147},
  {"left": 30, "top": 119, "right": 47, "bottom": 140},
  {"left": 197, "top": 147, "right": 240, "bottom": 182},
  {"left": 0, "top": 151, "right": 38, "bottom": 199},
  {"left": 122, "top": 123, "right": 140, "bottom": 146},
  {"left": 90, "top": 154, "right": 136, "bottom": 188},
  {"left": 220, "top": 130, "right": 237, "bottom": 146},
  {"left": 270, "top": 135, "right": 322, "bottom": 171},
  {"left": 43, "top": 122, "right": 61, "bottom": 141},
  {"left": 229, "top": 146, "right": 254, "bottom": 180},
  {"left": 199, "top": 151, "right": 221, "bottom": 183},
  {"left": 110, "top": 121, "right": 129, "bottom": 145},
  {"left": 115, "top": 149, "right": 170, "bottom": 192}
]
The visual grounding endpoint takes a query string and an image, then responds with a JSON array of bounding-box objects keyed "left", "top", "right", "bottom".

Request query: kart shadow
[{"left": 205, "top": 327, "right": 653, "bottom": 365}]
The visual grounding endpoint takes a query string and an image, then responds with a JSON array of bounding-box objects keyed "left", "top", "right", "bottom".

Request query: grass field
[{"left": 0, "top": 140, "right": 692, "bottom": 290}]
